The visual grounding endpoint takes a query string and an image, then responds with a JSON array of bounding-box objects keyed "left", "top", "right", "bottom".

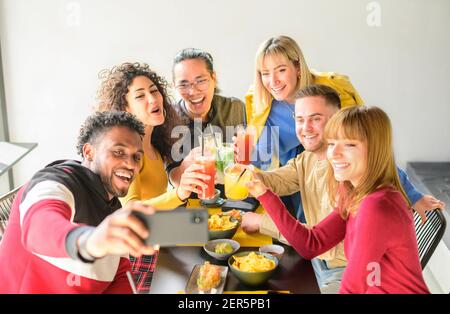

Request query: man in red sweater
[{"left": 0, "top": 111, "right": 156, "bottom": 293}]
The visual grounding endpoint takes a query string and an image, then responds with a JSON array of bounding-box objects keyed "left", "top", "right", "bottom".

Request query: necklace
[{"left": 284, "top": 102, "right": 296, "bottom": 119}]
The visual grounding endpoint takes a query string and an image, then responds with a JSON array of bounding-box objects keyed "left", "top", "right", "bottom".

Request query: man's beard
[
  {"left": 102, "top": 174, "right": 128, "bottom": 198},
  {"left": 94, "top": 162, "right": 128, "bottom": 198}
]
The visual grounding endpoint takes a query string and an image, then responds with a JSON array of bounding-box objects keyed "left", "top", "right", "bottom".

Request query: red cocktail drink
[
  {"left": 196, "top": 155, "right": 216, "bottom": 199},
  {"left": 236, "top": 126, "right": 254, "bottom": 165}
]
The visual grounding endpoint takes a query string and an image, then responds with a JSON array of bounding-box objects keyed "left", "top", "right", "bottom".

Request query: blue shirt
[
  {"left": 252, "top": 100, "right": 303, "bottom": 170},
  {"left": 398, "top": 167, "right": 423, "bottom": 204}
]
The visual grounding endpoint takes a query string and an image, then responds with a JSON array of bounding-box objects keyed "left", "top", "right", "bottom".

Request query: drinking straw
[
  {"left": 209, "top": 124, "right": 222, "bottom": 161},
  {"left": 209, "top": 124, "right": 219, "bottom": 149},
  {"left": 126, "top": 271, "right": 138, "bottom": 294},
  {"left": 228, "top": 166, "right": 248, "bottom": 195},
  {"left": 201, "top": 132, "right": 205, "bottom": 157},
  {"left": 236, "top": 167, "right": 247, "bottom": 183},
  {"left": 242, "top": 102, "right": 247, "bottom": 127}
]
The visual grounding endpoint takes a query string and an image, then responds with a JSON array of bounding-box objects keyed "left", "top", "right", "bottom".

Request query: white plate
[{"left": 185, "top": 264, "right": 228, "bottom": 294}]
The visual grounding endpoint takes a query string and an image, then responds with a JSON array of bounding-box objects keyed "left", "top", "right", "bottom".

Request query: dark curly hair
[
  {"left": 96, "top": 62, "right": 180, "bottom": 163},
  {"left": 76, "top": 111, "right": 145, "bottom": 156}
]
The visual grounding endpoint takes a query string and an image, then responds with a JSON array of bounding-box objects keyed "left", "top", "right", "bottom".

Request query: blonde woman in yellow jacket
[
  {"left": 245, "top": 35, "right": 363, "bottom": 171},
  {"left": 243, "top": 36, "right": 362, "bottom": 292}
]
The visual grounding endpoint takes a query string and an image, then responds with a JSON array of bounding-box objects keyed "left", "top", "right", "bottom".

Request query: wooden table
[
  {"left": 150, "top": 199, "right": 320, "bottom": 294},
  {"left": 150, "top": 246, "right": 320, "bottom": 294},
  {"left": 150, "top": 245, "right": 320, "bottom": 294}
]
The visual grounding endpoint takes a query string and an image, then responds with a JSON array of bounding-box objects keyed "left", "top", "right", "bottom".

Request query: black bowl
[
  {"left": 208, "top": 215, "right": 240, "bottom": 240},
  {"left": 228, "top": 251, "right": 278, "bottom": 286}
]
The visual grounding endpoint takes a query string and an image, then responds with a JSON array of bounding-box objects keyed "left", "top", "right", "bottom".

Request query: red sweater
[
  {"left": 0, "top": 160, "right": 132, "bottom": 293},
  {"left": 258, "top": 187, "right": 429, "bottom": 294}
]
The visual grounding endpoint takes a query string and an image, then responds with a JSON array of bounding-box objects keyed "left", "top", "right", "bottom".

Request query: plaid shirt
[{"left": 130, "top": 250, "right": 159, "bottom": 294}]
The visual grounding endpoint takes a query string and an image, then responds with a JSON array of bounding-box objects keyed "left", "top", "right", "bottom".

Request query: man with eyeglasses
[{"left": 168, "top": 48, "right": 246, "bottom": 186}]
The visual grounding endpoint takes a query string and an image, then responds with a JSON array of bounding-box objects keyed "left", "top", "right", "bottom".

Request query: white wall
[{"left": 1, "top": 0, "right": 449, "bottom": 188}]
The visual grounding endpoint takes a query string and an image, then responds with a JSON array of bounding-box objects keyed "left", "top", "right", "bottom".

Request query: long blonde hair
[
  {"left": 254, "top": 35, "right": 313, "bottom": 114},
  {"left": 324, "top": 106, "right": 410, "bottom": 219}
]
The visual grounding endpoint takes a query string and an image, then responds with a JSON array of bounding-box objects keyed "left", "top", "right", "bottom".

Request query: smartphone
[
  {"left": 222, "top": 198, "right": 259, "bottom": 212},
  {"left": 132, "top": 207, "right": 209, "bottom": 247}
]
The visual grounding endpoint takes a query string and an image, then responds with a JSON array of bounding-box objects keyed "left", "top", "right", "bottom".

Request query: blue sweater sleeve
[{"left": 397, "top": 166, "right": 423, "bottom": 204}]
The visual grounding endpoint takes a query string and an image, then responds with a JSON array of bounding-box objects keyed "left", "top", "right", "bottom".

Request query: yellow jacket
[
  {"left": 120, "top": 152, "right": 184, "bottom": 210},
  {"left": 244, "top": 71, "right": 363, "bottom": 141}
]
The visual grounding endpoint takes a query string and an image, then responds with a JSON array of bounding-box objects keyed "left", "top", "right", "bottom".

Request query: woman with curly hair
[{"left": 97, "top": 62, "right": 209, "bottom": 293}]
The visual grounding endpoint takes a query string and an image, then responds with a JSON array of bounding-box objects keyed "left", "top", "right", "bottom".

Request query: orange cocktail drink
[{"left": 224, "top": 163, "right": 251, "bottom": 200}]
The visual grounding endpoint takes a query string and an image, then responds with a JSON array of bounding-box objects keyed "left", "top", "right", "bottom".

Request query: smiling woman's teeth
[
  {"left": 333, "top": 163, "right": 350, "bottom": 169},
  {"left": 272, "top": 86, "right": 284, "bottom": 92}
]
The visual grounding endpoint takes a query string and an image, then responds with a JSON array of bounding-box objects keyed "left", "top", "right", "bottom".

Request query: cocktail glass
[
  {"left": 216, "top": 143, "right": 235, "bottom": 183},
  {"left": 224, "top": 163, "right": 251, "bottom": 201},
  {"left": 198, "top": 132, "right": 222, "bottom": 157},
  {"left": 196, "top": 154, "right": 216, "bottom": 200},
  {"left": 235, "top": 125, "right": 255, "bottom": 165}
]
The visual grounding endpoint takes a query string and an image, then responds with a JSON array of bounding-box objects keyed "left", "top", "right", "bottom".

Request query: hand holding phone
[{"left": 132, "top": 207, "right": 209, "bottom": 247}]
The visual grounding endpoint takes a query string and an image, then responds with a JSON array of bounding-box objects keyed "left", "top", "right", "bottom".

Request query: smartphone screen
[{"left": 133, "top": 208, "right": 209, "bottom": 247}]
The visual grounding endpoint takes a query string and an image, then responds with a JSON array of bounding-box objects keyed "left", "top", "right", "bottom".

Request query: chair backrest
[
  {"left": 414, "top": 209, "right": 447, "bottom": 269},
  {"left": 0, "top": 186, "right": 21, "bottom": 238}
]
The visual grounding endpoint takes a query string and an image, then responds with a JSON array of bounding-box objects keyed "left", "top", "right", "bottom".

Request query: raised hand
[
  {"left": 241, "top": 212, "right": 263, "bottom": 234},
  {"left": 84, "top": 201, "right": 156, "bottom": 258},
  {"left": 245, "top": 167, "right": 268, "bottom": 198},
  {"left": 413, "top": 195, "right": 445, "bottom": 225},
  {"left": 177, "top": 163, "right": 210, "bottom": 201}
]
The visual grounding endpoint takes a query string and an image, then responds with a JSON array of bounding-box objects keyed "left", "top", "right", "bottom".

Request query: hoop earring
[{"left": 163, "top": 108, "right": 167, "bottom": 118}]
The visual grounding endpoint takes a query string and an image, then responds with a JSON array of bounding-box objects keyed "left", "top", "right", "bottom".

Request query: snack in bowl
[
  {"left": 215, "top": 242, "right": 234, "bottom": 254},
  {"left": 208, "top": 214, "right": 238, "bottom": 231},
  {"left": 208, "top": 214, "right": 240, "bottom": 240},
  {"left": 197, "top": 261, "right": 221, "bottom": 292},
  {"left": 228, "top": 251, "right": 279, "bottom": 286},
  {"left": 203, "top": 239, "right": 240, "bottom": 261},
  {"left": 231, "top": 251, "right": 277, "bottom": 272}
]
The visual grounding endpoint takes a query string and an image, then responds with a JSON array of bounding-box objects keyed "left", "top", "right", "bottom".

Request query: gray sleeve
[{"left": 65, "top": 225, "right": 96, "bottom": 263}]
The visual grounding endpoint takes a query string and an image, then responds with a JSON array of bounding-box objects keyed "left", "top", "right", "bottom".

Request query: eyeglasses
[{"left": 175, "top": 78, "right": 210, "bottom": 93}]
